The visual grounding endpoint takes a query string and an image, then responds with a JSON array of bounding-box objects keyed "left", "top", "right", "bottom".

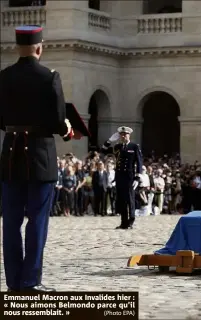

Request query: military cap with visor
[{"left": 15, "top": 25, "right": 43, "bottom": 45}]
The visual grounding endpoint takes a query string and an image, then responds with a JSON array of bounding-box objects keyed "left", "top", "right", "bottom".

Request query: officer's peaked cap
[
  {"left": 15, "top": 25, "right": 43, "bottom": 45},
  {"left": 117, "top": 126, "right": 133, "bottom": 134}
]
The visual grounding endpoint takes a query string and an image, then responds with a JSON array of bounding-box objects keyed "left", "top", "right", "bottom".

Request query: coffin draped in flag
[{"left": 65, "top": 103, "right": 91, "bottom": 139}]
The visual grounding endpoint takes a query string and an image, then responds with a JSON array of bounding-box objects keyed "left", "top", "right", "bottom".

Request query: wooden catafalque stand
[
  {"left": 127, "top": 211, "right": 201, "bottom": 274},
  {"left": 127, "top": 251, "right": 201, "bottom": 274}
]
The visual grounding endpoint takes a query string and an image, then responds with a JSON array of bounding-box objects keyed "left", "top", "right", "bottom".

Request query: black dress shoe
[
  {"left": 115, "top": 225, "right": 128, "bottom": 229},
  {"left": 128, "top": 218, "right": 135, "bottom": 229},
  {"left": 23, "top": 284, "right": 56, "bottom": 292}
]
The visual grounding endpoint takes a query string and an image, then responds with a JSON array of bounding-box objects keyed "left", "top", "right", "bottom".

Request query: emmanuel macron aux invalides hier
[
  {"left": 4, "top": 293, "right": 131, "bottom": 301},
  {"left": 4, "top": 293, "right": 132, "bottom": 301}
]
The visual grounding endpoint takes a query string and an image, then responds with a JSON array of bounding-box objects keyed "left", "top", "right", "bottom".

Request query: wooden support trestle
[{"left": 127, "top": 250, "right": 201, "bottom": 274}]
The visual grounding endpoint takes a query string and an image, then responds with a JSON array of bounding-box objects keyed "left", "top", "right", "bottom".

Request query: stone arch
[
  {"left": 137, "top": 89, "right": 181, "bottom": 158},
  {"left": 88, "top": 85, "right": 113, "bottom": 110},
  {"left": 135, "top": 86, "right": 183, "bottom": 119},
  {"left": 88, "top": 88, "right": 112, "bottom": 151}
]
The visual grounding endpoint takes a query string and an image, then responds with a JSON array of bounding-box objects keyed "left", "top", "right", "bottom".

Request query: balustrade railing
[
  {"left": 2, "top": 6, "right": 46, "bottom": 27},
  {"left": 137, "top": 13, "right": 182, "bottom": 33},
  {"left": 88, "top": 11, "right": 111, "bottom": 30}
]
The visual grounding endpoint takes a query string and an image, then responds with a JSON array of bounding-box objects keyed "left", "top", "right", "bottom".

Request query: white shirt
[
  {"left": 106, "top": 170, "right": 116, "bottom": 188},
  {"left": 139, "top": 173, "right": 150, "bottom": 188},
  {"left": 154, "top": 176, "right": 165, "bottom": 192}
]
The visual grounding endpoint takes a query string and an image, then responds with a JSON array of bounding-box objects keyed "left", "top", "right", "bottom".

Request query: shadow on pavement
[{"left": 88, "top": 267, "right": 201, "bottom": 278}]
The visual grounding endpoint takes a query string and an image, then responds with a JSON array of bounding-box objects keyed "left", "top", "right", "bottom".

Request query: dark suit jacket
[
  {"left": 92, "top": 170, "right": 107, "bottom": 192},
  {"left": 149, "top": 174, "right": 155, "bottom": 189},
  {"left": 0, "top": 56, "right": 69, "bottom": 182}
]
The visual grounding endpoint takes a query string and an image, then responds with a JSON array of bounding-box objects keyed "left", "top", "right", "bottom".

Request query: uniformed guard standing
[
  {"left": 0, "top": 25, "right": 73, "bottom": 292},
  {"left": 101, "top": 127, "right": 142, "bottom": 229}
]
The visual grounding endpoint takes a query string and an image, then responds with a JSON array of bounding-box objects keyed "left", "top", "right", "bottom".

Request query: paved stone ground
[{"left": 1, "top": 215, "right": 201, "bottom": 319}]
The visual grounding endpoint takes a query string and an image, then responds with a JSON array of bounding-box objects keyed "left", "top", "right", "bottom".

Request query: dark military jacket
[
  {"left": 101, "top": 140, "right": 142, "bottom": 184},
  {"left": 0, "top": 56, "right": 69, "bottom": 182}
]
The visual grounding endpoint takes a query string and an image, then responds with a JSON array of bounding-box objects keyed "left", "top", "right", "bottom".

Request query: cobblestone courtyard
[{"left": 1, "top": 215, "right": 201, "bottom": 319}]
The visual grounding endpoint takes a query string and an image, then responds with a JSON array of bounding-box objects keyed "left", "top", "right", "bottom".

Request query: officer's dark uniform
[
  {"left": 0, "top": 25, "right": 72, "bottom": 291},
  {"left": 101, "top": 127, "right": 142, "bottom": 229}
]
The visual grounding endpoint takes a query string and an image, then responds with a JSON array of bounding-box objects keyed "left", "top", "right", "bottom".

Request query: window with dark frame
[
  {"left": 88, "top": 0, "right": 100, "bottom": 11},
  {"left": 9, "top": 0, "right": 46, "bottom": 7},
  {"left": 143, "top": 0, "right": 182, "bottom": 14}
]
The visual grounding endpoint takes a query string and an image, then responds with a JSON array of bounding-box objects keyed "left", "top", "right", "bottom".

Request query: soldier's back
[
  {"left": 0, "top": 57, "right": 60, "bottom": 182},
  {"left": 1, "top": 57, "right": 55, "bottom": 126}
]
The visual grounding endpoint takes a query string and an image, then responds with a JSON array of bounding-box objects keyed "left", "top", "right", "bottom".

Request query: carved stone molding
[
  {"left": 2, "top": 39, "right": 201, "bottom": 58},
  {"left": 98, "top": 117, "right": 143, "bottom": 124},
  {"left": 178, "top": 117, "right": 201, "bottom": 124}
]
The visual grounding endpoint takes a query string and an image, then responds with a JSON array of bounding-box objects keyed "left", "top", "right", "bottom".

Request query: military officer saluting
[
  {"left": 0, "top": 25, "right": 73, "bottom": 292},
  {"left": 101, "top": 126, "right": 142, "bottom": 229}
]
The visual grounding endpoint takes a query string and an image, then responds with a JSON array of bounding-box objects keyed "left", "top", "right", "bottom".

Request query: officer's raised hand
[{"left": 109, "top": 132, "right": 120, "bottom": 143}]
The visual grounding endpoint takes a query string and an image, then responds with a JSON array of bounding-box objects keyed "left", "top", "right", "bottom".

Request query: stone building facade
[{"left": 1, "top": 0, "right": 201, "bottom": 162}]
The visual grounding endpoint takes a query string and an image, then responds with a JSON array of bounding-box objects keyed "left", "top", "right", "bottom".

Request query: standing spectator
[
  {"left": 138, "top": 166, "right": 150, "bottom": 205},
  {"left": 163, "top": 170, "right": 172, "bottom": 214},
  {"left": 51, "top": 162, "right": 63, "bottom": 216},
  {"left": 92, "top": 161, "right": 107, "bottom": 216},
  {"left": 170, "top": 172, "right": 182, "bottom": 214},
  {"left": 83, "top": 167, "right": 94, "bottom": 214},
  {"left": 104, "top": 162, "right": 116, "bottom": 215},
  {"left": 191, "top": 168, "right": 201, "bottom": 210},
  {"left": 74, "top": 161, "right": 86, "bottom": 216},
  {"left": 154, "top": 169, "right": 165, "bottom": 214},
  {"left": 62, "top": 165, "right": 76, "bottom": 216},
  {"left": 147, "top": 166, "right": 155, "bottom": 214},
  {"left": 60, "top": 158, "right": 66, "bottom": 174},
  {"left": 181, "top": 170, "right": 192, "bottom": 214}
]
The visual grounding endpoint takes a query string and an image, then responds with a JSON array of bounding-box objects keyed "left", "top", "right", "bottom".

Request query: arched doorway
[
  {"left": 88, "top": 89, "right": 111, "bottom": 151},
  {"left": 141, "top": 91, "right": 180, "bottom": 158}
]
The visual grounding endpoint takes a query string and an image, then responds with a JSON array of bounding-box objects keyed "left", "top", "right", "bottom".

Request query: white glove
[
  {"left": 109, "top": 132, "right": 120, "bottom": 142},
  {"left": 64, "top": 119, "right": 72, "bottom": 137},
  {"left": 132, "top": 180, "right": 139, "bottom": 190}
]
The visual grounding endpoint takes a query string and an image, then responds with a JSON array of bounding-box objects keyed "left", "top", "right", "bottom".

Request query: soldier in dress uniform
[
  {"left": 101, "top": 126, "right": 142, "bottom": 229},
  {"left": 0, "top": 25, "right": 74, "bottom": 292}
]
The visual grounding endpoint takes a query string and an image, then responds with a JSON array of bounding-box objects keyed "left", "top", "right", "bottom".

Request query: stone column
[
  {"left": 45, "top": 1, "right": 88, "bottom": 41},
  {"left": 182, "top": 1, "right": 201, "bottom": 34},
  {"left": 182, "top": 1, "right": 201, "bottom": 13},
  {"left": 179, "top": 117, "right": 201, "bottom": 163}
]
